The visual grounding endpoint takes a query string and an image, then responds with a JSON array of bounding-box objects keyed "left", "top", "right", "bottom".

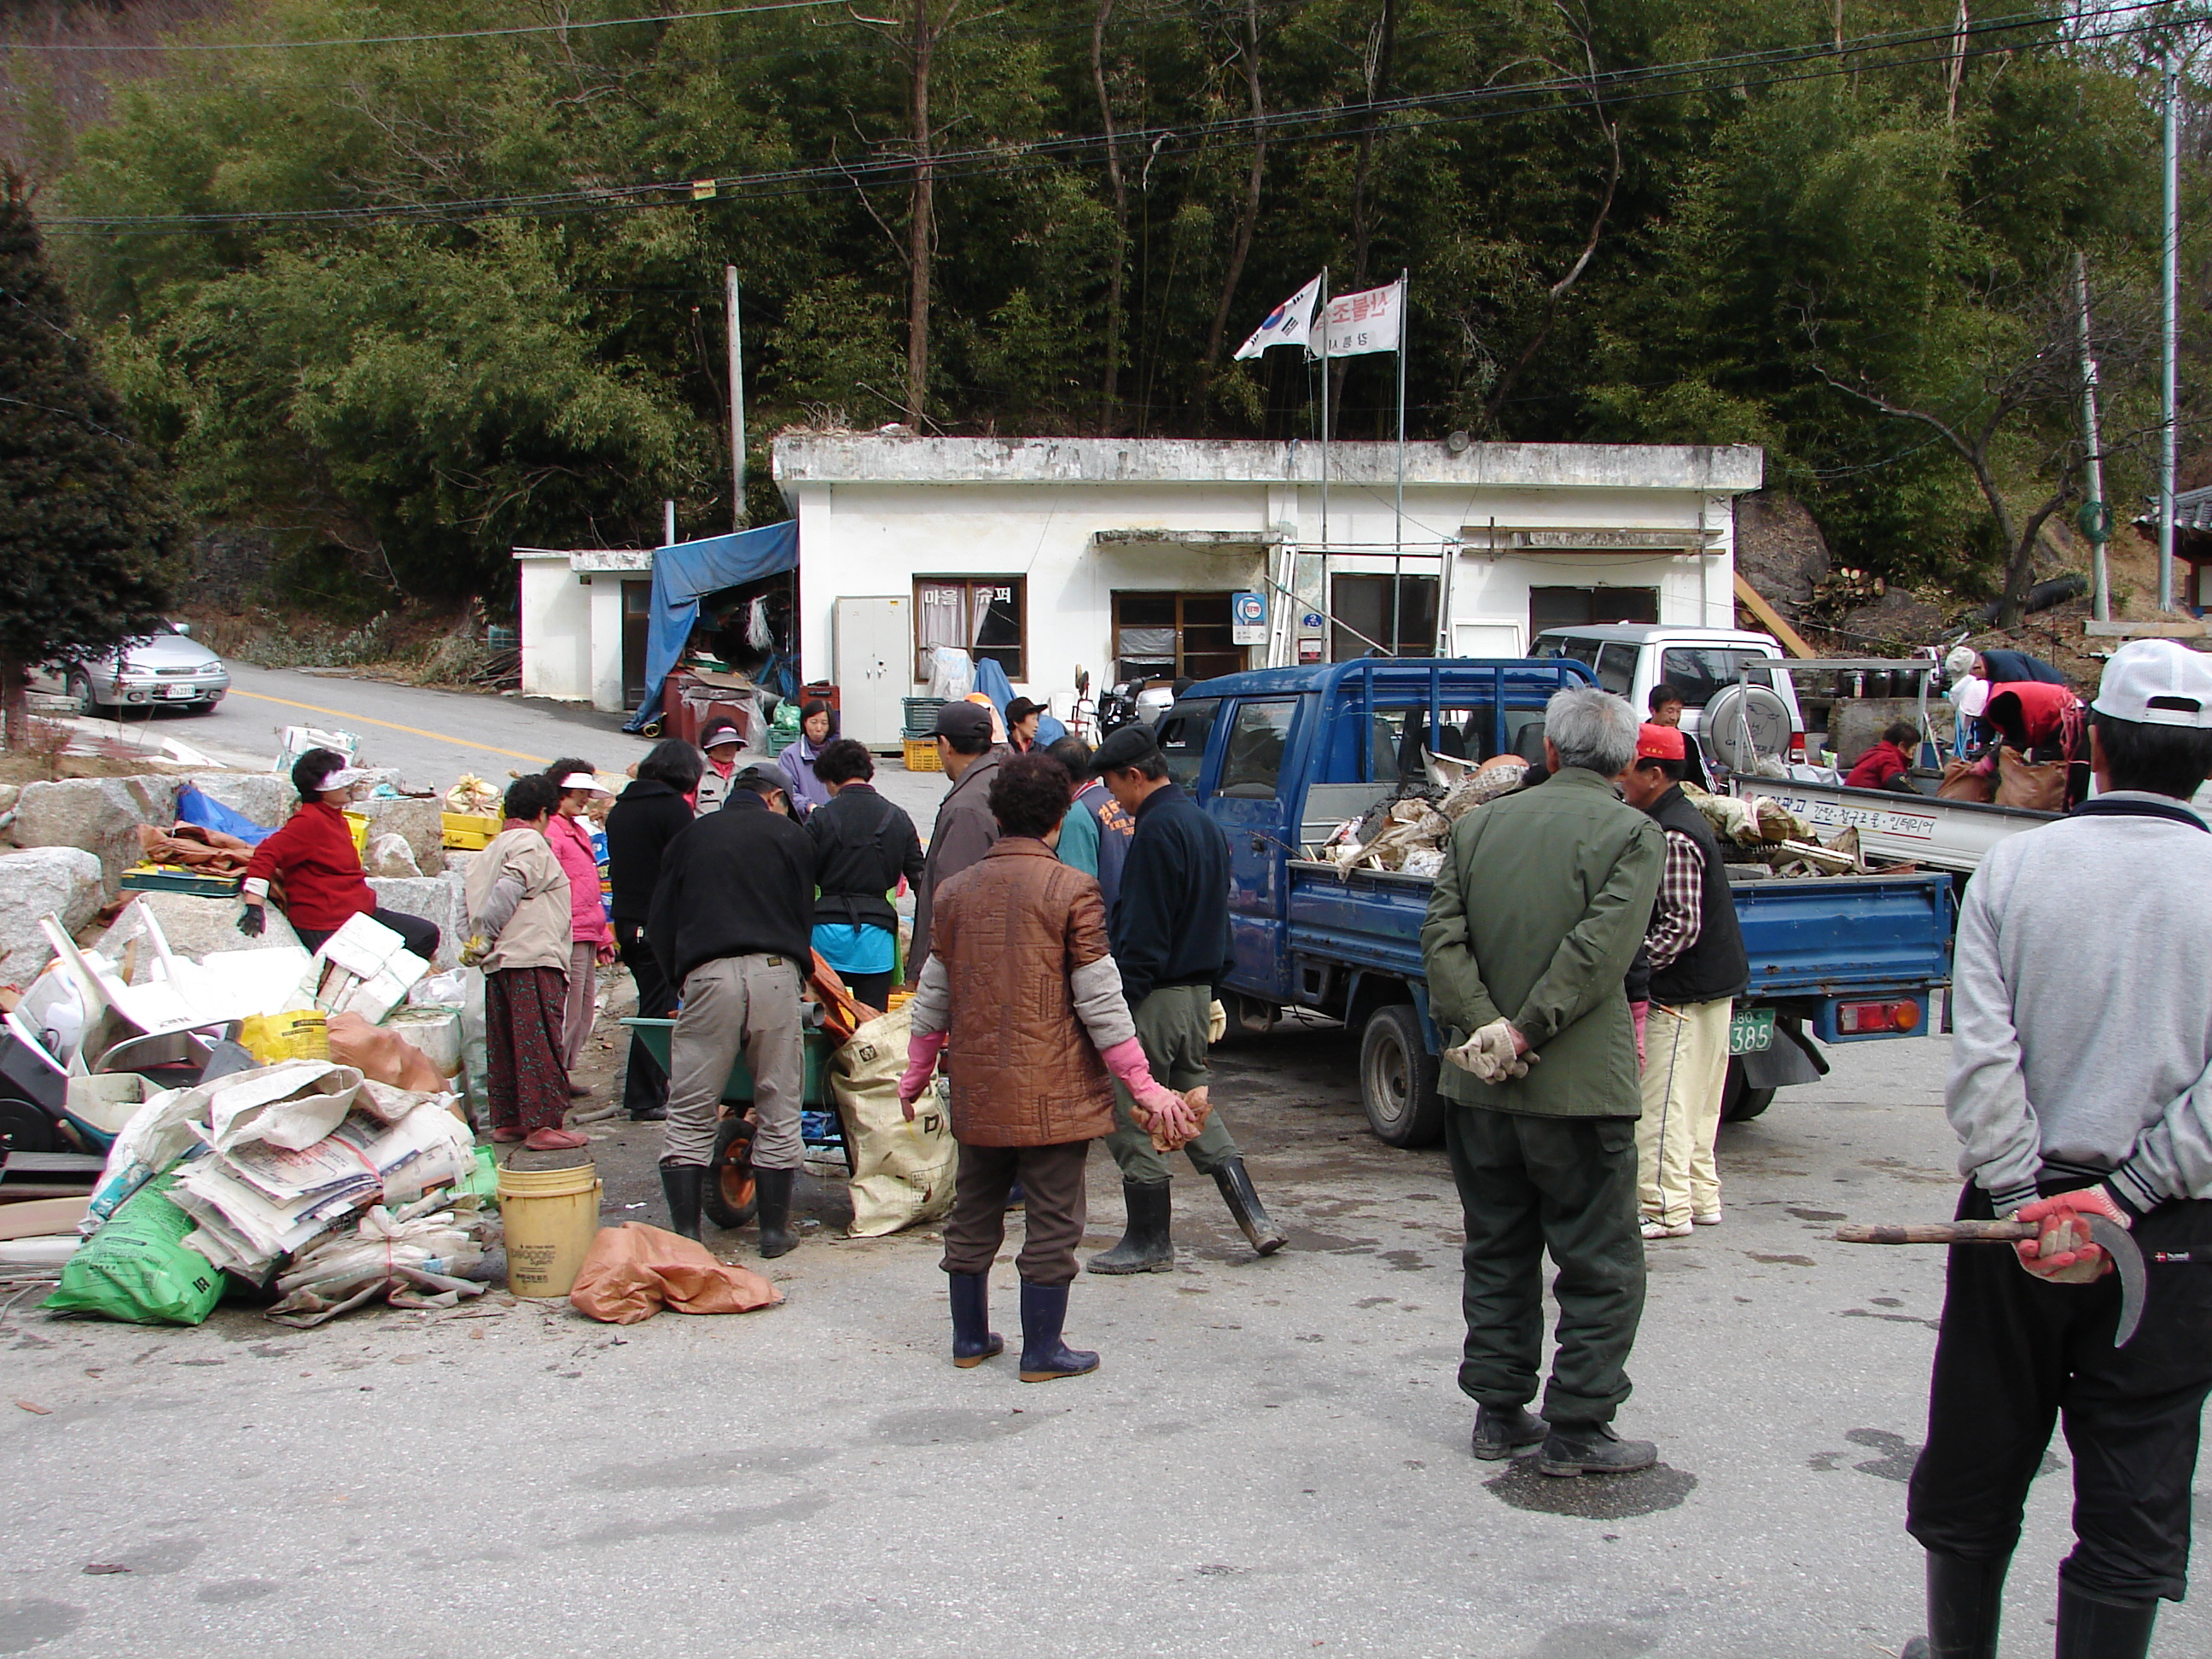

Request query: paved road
[{"left": 4, "top": 1027, "right": 2198, "bottom": 1657}]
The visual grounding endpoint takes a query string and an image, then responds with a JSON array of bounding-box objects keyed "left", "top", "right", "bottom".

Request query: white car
[
  {"left": 1529, "top": 623, "right": 1807, "bottom": 764},
  {"left": 34, "top": 620, "right": 230, "bottom": 715}
]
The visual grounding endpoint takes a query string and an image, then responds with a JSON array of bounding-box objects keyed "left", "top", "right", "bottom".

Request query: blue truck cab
[{"left": 1159, "top": 658, "right": 1957, "bottom": 1148}]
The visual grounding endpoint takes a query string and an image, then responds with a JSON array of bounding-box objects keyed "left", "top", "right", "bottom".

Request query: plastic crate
[
  {"left": 902, "top": 736, "right": 942, "bottom": 772},
  {"left": 442, "top": 811, "right": 500, "bottom": 850},
  {"left": 343, "top": 810, "right": 370, "bottom": 855},
  {"left": 901, "top": 696, "right": 946, "bottom": 736},
  {"left": 766, "top": 730, "right": 798, "bottom": 757},
  {"left": 119, "top": 864, "right": 241, "bottom": 899}
]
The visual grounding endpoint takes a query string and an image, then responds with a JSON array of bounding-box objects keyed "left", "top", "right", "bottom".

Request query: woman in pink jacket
[{"left": 543, "top": 760, "right": 616, "bottom": 1092}]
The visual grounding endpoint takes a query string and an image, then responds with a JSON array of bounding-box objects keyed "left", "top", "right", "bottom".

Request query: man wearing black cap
[
  {"left": 648, "top": 764, "right": 815, "bottom": 1257},
  {"left": 908, "top": 700, "right": 1009, "bottom": 981},
  {"left": 1086, "top": 723, "right": 1287, "bottom": 1272}
]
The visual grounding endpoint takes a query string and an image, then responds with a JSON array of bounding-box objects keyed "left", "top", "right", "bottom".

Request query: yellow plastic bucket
[{"left": 497, "top": 1160, "right": 602, "bottom": 1299}]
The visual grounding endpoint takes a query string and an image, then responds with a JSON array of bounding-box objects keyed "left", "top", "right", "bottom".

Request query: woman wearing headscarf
[
  {"left": 541, "top": 758, "right": 616, "bottom": 1093},
  {"left": 776, "top": 700, "right": 837, "bottom": 818},
  {"left": 237, "top": 747, "right": 439, "bottom": 960}
]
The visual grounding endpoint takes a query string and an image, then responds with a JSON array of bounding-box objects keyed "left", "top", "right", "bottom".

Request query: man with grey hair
[{"left": 1420, "top": 686, "right": 1666, "bottom": 1476}]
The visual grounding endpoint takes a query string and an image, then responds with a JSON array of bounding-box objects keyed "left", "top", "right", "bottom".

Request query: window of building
[
  {"left": 915, "top": 576, "right": 1025, "bottom": 682},
  {"left": 1528, "top": 585, "right": 1659, "bottom": 637},
  {"left": 1111, "top": 591, "right": 1247, "bottom": 684},
  {"left": 1218, "top": 700, "right": 1296, "bottom": 797},
  {"left": 1330, "top": 574, "right": 1437, "bottom": 661}
]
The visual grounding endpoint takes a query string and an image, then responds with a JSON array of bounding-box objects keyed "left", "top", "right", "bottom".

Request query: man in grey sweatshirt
[{"left": 1900, "top": 638, "right": 2212, "bottom": 1659}]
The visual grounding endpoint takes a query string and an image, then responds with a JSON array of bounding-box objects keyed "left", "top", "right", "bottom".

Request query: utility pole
[
  {"left": 2161, "top": 43, "right": 2180, "bottom": 613},
  {"left": 726, "top": 265, "right": 747, "bottom": 528},
  {"left": 2075, "top": 252, "right": 2110, "bottom": 621},
  {"left": 663, "top": 499, "right": 677, "bottom": 548}
]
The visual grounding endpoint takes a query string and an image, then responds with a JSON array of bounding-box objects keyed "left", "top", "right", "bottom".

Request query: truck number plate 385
[{"left": 1728, "top": 1008, "right": 1776, "bottom": 1056}]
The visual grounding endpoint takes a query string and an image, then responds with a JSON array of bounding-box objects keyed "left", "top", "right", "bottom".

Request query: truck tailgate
[
  {"left": 1731, "top": 870, "right": 1953, "bottom": 996},
  {"left": 1285, "top": 861, "right": 1431, "bottom": 982}
]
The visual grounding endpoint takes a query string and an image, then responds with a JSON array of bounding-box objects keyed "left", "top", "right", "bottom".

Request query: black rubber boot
[
  {"left": 2054, "top": 1580, "right": 2157, "bottom": 1659},
  {"left": 1898, "top": 1551, "right": 2009, "bottom": 1659},
  {"left": 657, "top": 1158, "right": 704, "bottom": 1243},
  {"left": 1017, "top": 1281, "right": 1099, "bottom": 1382},
  {"left": 1211, "top": 1157, "right": 1288, "bottom": 1256},
  {"left": 1086, "top": 1179, "right": 1174, "bottom": 1274},
  {"left": 1470, "top": 1404, "right": 1547, "bottom": 1461},
  {"left": 754, "top": 1167, "right": 798, "bottom": 1259},
  {"left": 1537, "top": 1421, "right": 1659, "bottom": 1477},
  {"left": 947, "top": 1272, "right": 1004, "bottom": 1368}
]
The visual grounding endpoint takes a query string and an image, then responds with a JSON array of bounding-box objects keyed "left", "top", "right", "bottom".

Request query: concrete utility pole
[
  {"left": 726, "top": 265, "right": 748, "bottom": 529},
  {"left": 2160, "top": 44, "right": 2180, "bottom": 613},
  {"left": 2074, "top": 251, "right": 2110, "bottom": 621},
  {"left": 663, "top": 499, "right": 677, "bottom": 548}
]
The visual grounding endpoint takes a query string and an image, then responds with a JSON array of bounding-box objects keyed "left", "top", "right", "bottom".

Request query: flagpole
[
  {"left": 1318, "top": 268, "right": 1331, "bottom": 556},
  {"left": 1394, "top": 271, "right": 1408, "bottom": 562}
]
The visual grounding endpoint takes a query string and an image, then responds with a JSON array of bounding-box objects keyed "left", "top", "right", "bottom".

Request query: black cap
[
  {"left": 1004, "top": 696, "right": 1041, "bottom": 725},
  {"left": 933, "top": 701, "right": 992, "bottom": 741},
  {"left": 699, "top": 719, "right": 743, "bottom": 750},
  {"left": 1091, "top": 723, "right": 1164, "bottom": 775},
  {"left": 731, "top": 763, "right": 781, "bottom": 793}
]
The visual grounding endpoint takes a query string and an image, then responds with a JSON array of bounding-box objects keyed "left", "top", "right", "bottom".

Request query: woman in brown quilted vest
[{"left": 898, "top": 751, "right": 1195, "bottom": 1382}]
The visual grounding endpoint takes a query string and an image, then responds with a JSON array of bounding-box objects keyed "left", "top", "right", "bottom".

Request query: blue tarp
[
  {"left": 174, "top": 784, "right": 277, "bottom": 847},
  {"left": 968, "top": 656, "right": 1065, "bottom": 745},
  {"left": 623, "top": 521, "right": 800, "bottom": 733}
]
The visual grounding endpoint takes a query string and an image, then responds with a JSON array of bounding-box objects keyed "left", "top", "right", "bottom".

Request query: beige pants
[
  {"left": 661, "top": 954, "right": 805, "bottom": 1171},
  {"left": 560, "top": 940, "right": 597, "bottom": 1074},
  {"left": 1636, "top": 997, "right": 1732, "bottom": 1227}
]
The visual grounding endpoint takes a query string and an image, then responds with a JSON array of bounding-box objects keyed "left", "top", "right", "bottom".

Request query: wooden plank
[
  {"left": 2082, "top": 619, "right": 2209, "bottom": 638},
  {"left": 1732, "top": 573, "right": 1819, "bottom": 658}
]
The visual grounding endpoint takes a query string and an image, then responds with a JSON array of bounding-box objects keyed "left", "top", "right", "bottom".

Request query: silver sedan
[{"left": 34, "top": 620, "right": 230, "bottom": 715}]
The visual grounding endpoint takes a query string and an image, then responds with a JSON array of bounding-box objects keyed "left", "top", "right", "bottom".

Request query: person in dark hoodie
[
  {"left": 603, "top": 740, "right": 702, "bottom": 1122},
  {"left": 807, "top": 737, "right": 924, "bottom": 1010},
  {"left": 1083, "top": 722, "right": 1287, "bottom": 1273},
  {"left": 649, "top": 764, "right": 816, "bottom": 1257}
]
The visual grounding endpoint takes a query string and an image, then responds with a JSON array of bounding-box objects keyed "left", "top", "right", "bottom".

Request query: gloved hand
[
  {"left": 1207, "top": 999, "right": 1228, "bottom": 1044},
  {"left": 236, "top": 901, "right": 265, "bottom": 939},
  {"left": 2012, "top": 1185, "right": 2131, "bottom": 1284},
  {"left": 898, "top": 1030, "right": 948, "bottom": 1118},
  {"left": 1444, "top": 1018, "right": 1533, "bottom": 1082},
  {"left": 457, "top": 934, "right": 492, "bottom": 969},
  {"left": 1099, "top": 1037, "right": 1198, "bottom": 1142}
]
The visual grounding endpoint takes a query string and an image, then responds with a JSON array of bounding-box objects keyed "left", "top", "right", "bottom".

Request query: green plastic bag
[
  {"left": 44, "top": 1173, "right": 224, "bottom": 1326},
  {"left": 458, "top": 1144, "right": 499, "bottom": 1205}
]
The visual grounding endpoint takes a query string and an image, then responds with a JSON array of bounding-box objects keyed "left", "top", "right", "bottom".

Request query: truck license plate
[{"left": 1728, "top": 1008, "right": 1775, "bottom": 1056}]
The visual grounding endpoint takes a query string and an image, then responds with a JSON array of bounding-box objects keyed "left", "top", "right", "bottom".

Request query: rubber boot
[
  {"left": 1470, "top": 1404, "right": 1547, "bottom": 1461},
  {"left": 1086, "top": 1179, "right": 1174, "bottom": 1275},
  {"left": 1211, "top": 1156, "right": 1287, "bottom": 1256},
  {"left": 1898, "top": 1551, "right": 2009, "bottom": 1659},
  {"left": 2054, "top": 1580, "right": 2157, "bottom": 1659},
  {"left": 1017, "top": 1281, "right": 1099, "bottom": 1382},
  {"left": 754, "top": 1167, "right": 798, "bottom": 1259},
  {"left": 1537, "top": 1421, "right": 1659, "bottom": 1477},
  {"left": 658, "top": 1158, "right": 704, "bottom": 1243},
  {"left": 947, "top": 1272, "right": 1004, "bottom": 1368}
]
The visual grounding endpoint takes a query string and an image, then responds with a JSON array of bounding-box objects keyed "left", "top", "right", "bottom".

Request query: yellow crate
[
  {"left": 343, "top": 811, "right": 370, "bottom": 855},
  {"left": 902, "top": 737, "right": 942, "bottom": 773},
  {"left": 442, "top": 810, "right": 501, "bottom": 850}
]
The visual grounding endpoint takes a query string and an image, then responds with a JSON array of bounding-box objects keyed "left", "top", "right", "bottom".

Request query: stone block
[
  {"left": 9, "top": 775, "right": 181, "bottom": 885},
  {"left": 352, "top": 794, "right": 445, "bottom": 869},
  {"left": 0, "top": 846, "right": 104, "bottom": 983},
  {"left": 1831, "top": 699, "right": 1929, "bottom": 769},
  {"left": 0, "top": 783, "right": 20, "bottom": 819},
  {"left": 92, "top": 889, "right": 305, "bottom": 975},
  {"left": 368, "top": 873, "right": 469, "bottom": 969},
  {"left": 183, "top": 771, "right": 293, "bottom": 832}
]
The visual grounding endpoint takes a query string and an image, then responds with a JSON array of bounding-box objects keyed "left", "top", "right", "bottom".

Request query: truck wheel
[
  {"left": 1359, "top": 1004, "right": 1446, "bottom": 1149},
  {"left": 1720, "top": 1060, "right": 1776, "bottom": 1123},
  {"left": 701, "top": 1115, "right": 760, "bottom": 1230}
]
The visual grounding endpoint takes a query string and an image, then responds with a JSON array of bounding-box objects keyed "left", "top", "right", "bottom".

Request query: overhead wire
[{"left": 0, "top": 0, "right": 850, "bottom": 53}]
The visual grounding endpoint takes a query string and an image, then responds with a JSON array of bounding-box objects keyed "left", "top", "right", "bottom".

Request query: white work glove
[
  {"left": 1443, "top": 1018, "right": 1534, "bottom": 1082},
  {"left": 1207, "top": 999, "right": 1228, "bottom": 1045}
]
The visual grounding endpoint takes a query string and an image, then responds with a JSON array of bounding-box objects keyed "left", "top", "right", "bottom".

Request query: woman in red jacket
[
  {"left": 238, "top": 748, "right": 440, "bottom": 961},
  {"left": 1844, "top": 721, "right": 1921, "bottom": 792},
  {"left": 541, "top": 758, "right": 616, "bottom": 1094}
]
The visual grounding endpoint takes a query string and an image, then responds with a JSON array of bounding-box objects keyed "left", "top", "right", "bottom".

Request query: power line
[
  {"left": 38, "top": 2, "right": 2195, "bottom": 236},
  {"left": 0, "top": 0, "right": 847, "bottom": 54}
]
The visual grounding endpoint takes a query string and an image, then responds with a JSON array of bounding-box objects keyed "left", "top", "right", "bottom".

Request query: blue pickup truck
[{"left": 1151, "top": 659, "right": 1957, "bottom": 1148}]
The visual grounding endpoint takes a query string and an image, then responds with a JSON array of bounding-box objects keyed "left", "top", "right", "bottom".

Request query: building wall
[{"left": 516, "top": 553, "right": 591, "bottom": 703}]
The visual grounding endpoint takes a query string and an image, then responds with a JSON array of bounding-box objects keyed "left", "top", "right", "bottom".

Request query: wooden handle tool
[{"left": 1833, "top": 1220, "right": 2037, "bottom": 1244}]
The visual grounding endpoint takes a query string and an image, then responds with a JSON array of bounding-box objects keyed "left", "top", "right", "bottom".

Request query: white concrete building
[
  {"left": 511, "top": 546, "right": 656, "bottom": 713},
  {"left": 773, "top": 434, "right": 1762, "bottom": 748}
]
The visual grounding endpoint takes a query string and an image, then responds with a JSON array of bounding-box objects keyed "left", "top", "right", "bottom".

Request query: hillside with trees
[{"left": 1, "top": 0, "right": 2198, "bottom": 626}]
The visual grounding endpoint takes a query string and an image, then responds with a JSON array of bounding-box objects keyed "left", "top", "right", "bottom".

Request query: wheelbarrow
[{"left": 620, "top": 1018, "right": 847, "bottom": 1230}]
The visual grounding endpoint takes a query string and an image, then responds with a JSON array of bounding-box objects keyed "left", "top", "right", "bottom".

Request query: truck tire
[
  {"left": 1359, "top": 1004, "right": 1446, "bottom": 1149},
  {"left": 1720, "top": 1059, "right": 1776, "bottom": 1123}
]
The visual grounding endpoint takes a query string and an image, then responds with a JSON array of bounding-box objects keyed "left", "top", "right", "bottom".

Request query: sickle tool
[{"left": 1832, "top": 1217, "right": 2146, "bottom": 1348}]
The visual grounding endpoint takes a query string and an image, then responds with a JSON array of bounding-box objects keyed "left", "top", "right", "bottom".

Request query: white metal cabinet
[{"left": 834, "top": 595, "right": 911, "bottom": 750}]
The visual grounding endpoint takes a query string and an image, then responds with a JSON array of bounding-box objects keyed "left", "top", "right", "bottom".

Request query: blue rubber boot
[
  {"left": 1017, "top": 1281, "right": 1099, "bottom": 1382},
  {"left": 947, "top": 1272, "right": 1004, "bottom": 1368}
]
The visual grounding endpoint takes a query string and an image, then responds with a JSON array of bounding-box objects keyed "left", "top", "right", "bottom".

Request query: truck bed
[
  {"left": 1281, "top": 859, "right": 1953, "bottom": 1004},
  {"left": 1734, "top": 775, "right": 2053, "bottom": 872}
]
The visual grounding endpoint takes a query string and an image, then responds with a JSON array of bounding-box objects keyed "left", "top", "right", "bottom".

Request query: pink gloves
[
  {"left": 898, "top": 1030, "right": 948, "bottom": 1119},
  {"left": 1100, "top": 1038, "right": 1201, "bottom": 1145},
  {"left": 2012, "top": 1185, "right": 2131, "bottom": 1283}
]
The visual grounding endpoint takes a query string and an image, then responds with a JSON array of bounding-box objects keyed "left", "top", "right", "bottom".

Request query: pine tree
[{"left": 0, "top": 169, "right": 178, "bottom": 750}]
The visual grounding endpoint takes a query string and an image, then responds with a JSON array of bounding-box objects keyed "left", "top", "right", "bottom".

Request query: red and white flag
[{"left": 1318, "top": 277, "right": 1405, "bottom": 357}]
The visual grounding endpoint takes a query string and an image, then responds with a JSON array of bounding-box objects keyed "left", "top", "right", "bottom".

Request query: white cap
[
  {"left": 2091, "top": 638, "right": 2212, "bottom": 729},
  {"left": 557, "top": 771, "right": 614, "bottom": 794},
  {"left": 319, "top": 767, "right": 370, "bottom": 791},
  {"left": 1944, "top": 646, "right": 1978, "bottom": 678}
]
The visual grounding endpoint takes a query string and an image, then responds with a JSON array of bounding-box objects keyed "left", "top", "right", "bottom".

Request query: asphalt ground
[{"left": 4, "top": 1017, "right": 2203, "bottom": 1658}]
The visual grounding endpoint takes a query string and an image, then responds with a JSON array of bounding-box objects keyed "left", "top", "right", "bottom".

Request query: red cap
[{"left": 1636, "top": 722, "right": 1686, "bottom": 761}]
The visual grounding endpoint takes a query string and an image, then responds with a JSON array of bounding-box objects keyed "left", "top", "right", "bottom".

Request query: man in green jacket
[{"left": 1419, "top": 685, "right": 1664, "bottom": 1477}]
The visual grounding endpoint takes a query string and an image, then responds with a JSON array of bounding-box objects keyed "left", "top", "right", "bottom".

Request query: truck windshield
[
  {"left": 1660, "top": 647, "right": 1779, "bottom": 707},
  {"left": 1154, "top": 699, "right": 1219, "bottom": 791}
]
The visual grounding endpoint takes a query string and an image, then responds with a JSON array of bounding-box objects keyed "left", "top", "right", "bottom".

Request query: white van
[{"left": 1529, "top": 624, "right": 1807, "bottom": 764}]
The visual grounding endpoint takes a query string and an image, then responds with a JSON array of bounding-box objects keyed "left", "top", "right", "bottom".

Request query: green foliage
[
  {"left": 0, "top": 172, "right": 178, "bottom": 718},
  {"left": 22, "top": 0, "right": 2189, "bottom": 606}
]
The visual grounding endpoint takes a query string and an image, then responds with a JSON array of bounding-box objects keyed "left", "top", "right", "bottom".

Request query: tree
[{"left": 0, "top": 169, "right": 176, "bottom": 749}]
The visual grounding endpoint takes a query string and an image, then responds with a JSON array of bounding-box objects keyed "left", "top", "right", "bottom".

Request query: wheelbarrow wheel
[{"left": 702, "top": 1115, "right": 759, "bottom": 1230}]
